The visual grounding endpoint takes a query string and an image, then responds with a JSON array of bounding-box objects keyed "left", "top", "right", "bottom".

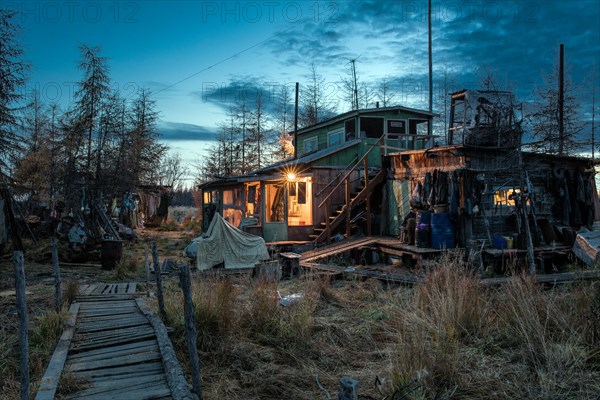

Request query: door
[{"left": 263, "top": 182, "right": 288, "bottom": 241}]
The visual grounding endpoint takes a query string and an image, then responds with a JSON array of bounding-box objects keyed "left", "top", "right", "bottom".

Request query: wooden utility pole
[
  {"left": 294, "top": 82, "right": 299, "bottom": 159},
  {"left": 351, "top": 59, "right": 359, "bottom": 110},
  {"left": 14, "top": 251, "right": 30, "bottom": 400},
  {"left": 592, "top": 86, "right": 596, "bottom": 161},
  {"left": 427, "top": 0, "right": 433, "bottom": 138},
  {"left": 558, "top": 43, "right": 564, "bottom": 155}
]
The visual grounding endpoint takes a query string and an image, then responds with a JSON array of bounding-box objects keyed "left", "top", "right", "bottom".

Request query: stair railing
[{"left": 316, "top": 134, "right": 385, "bottom": 241}]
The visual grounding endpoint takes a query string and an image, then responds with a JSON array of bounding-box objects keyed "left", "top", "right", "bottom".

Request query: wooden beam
[
  {"left": 136, "top": 298, "right": 199, "bottom": 400},
  {"left": 35, "top": 303, "right": 80, "bottom": 400}
]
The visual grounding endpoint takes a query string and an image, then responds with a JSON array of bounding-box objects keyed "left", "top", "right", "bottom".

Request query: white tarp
[
  {"left": 195, "top": 212, "right": 270, "bottom": 270},
  {"left": 572, "top": 230, "right": 600, "bottom": 267}
]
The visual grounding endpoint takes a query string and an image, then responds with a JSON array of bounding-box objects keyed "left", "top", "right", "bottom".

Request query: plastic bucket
[
  {"left": 431, "top": 213, "right": 455, "bottom": 249},
  {"left": 416, "top": 210, "right": 432, "bottom": 225},
  {"left": 101, "top": 239, "right": 123, "bottom": 270}
]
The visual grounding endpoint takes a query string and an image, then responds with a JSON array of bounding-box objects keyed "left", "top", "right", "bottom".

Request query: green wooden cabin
[{"left": 200, "top": 106, "right": 435, "bottom": 242}]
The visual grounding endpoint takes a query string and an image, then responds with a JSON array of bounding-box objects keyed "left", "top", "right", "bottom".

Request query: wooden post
[
  {"left": 325, "top": 202, "right": 331, "bottom": 243},
  {"left": 145, "top": 246, "right": 151, "bottom": 297},
  {"left": 179, "top": 265, "right": 203, "bottom": 399},
  {"left": 51, "top": 237, "right": 62, "bottom": 312},
  {"left": 13, "top": 251, "right": 29, "bottom": 400},
  {"left": 364, "top": 159, "right": 372, "bottom": 236},
  {"left": 345, "top": 177, "right": 351, "bottom": 238},
  {"left": 152, "top": 243, "right": 166, "bottom": 321}
]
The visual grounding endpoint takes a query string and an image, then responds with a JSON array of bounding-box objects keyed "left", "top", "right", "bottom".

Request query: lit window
[
  {"left": 494, "top": 189, "right": 520, "bottom": 206},
  {"left": 288, "top": 177, "right": 313, "bottom": 226}
]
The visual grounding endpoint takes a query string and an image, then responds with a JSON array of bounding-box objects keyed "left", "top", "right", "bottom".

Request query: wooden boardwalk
[{"left": 36, "top": 283, "right": 196, "bottom": 400}]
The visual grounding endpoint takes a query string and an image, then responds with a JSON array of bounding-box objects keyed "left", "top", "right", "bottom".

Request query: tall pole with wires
[
  {"left": 428, "top": 0, "right": 433, "bottom": 139},
  {"left": 351, "top": 59, "right": 359, "bottom": 110}
]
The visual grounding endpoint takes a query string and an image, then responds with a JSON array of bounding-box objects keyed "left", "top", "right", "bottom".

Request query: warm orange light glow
[{"left": 287, "top": 173, "right": 296, "bottom": 181}]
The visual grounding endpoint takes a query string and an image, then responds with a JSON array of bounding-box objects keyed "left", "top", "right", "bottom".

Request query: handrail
[
  {"left": 315, "top": 154, "right": 359, "bottom": 197},
  {"left": 318, "top": 134, "right": 384, "bottom": 209}
]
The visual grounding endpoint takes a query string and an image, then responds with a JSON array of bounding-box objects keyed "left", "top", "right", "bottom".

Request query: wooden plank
[
  {"left": 67, "top": 350, "right": 162, "bottom": 372},
  {"left": 35, "top": 303, "right": 80, "bottom": 400},
  {"left": 78, "top": 368, "right": 165, "bottom": 383},
  {"left": 68, "top": 340, "right": 157, "bottom": 360},
  {"left": 68, "top": 343, "right": 158, "bottom": 364},
  {"left": 91, "top": 284, "right": 107, "bottom": 295},
  {"left": 301, "top": 237, "right": 378, "bottom": 262},
  {"left": 77, "top": 314, "right": 147, "bottom": 325},
  {"left": 117, "top": 283, "right": 129, "bottom": 293},
  {"left": 78, "top": 303, "right": 138, "bottom": 311},
  {"left": 71, "top": 331, "right": 157, "bottom": 352},
  {"left": 77, "top": 294, "right": 136, "bottom": 301},
  {"left": 73, "top": 326, "right": 155, "bottom": 342},
  {"left": 78, "top": 312, "right": 142, "bottom": 321},
  {"left": 136, "top": 298, "right": 199, "bottom": 400},
  {"left": 66, "top": 374, "right": 168, "bottom": 396},
  {"left": 76, "top": 320, "right": 150, "bottom": 334},
  {"left": 70, "top": 361, "right": 164, "bottom": 380},
  {"left": 127, "top": 282, "right": 137, "bottom": 294},
  {"left": 79, "top": 284, "right": 90, "bottom": 295},
  {"left": 83, "top": 284, "right": 98, "bottom": 295},
  {"left": 71, "top": 381, "right": 171, "bottom": 400},
  {"left": 73, "top": 328, "right": 156, "bottom": 346}
]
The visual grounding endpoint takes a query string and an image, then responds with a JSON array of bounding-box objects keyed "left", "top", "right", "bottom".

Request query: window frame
[
  {"left": 302, "top": 136, "right": 318, "bottom": 155},
  {"left": 327, "top": 128, "right": 345, "bottom": 147}
]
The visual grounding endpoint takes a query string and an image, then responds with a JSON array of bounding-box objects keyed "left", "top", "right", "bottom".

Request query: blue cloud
[{"left": 158, "top": 122, "right": 216, "bottom": 141}]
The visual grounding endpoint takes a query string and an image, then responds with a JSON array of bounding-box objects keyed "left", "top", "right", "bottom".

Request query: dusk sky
[{"left": 6, "top": 0, "right": 600, "bottom": 182}]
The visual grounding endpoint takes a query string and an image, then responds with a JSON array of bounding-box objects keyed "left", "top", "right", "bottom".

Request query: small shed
[{"left": 386, "top": 145, "right": 598, "bottom": 254}]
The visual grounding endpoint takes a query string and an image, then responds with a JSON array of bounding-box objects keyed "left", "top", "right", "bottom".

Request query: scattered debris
[
  {"left": 572, "top": 229, "right": 600, "bottom": 266},
  {"left": 279, "top": 293, "right": 304, "bottom": 307}
]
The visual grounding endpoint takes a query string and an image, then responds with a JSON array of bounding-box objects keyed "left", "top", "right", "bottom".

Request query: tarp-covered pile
[{"left": 186, "top": 212, "right": 270, "bottom": 270}]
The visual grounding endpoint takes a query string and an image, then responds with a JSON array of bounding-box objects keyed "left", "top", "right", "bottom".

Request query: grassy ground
[
  {"left": 1, "top": 223, "right": 599, "bottom": 399},
  {"left": 155, "top": 254, "right": 600, "bottom": 399}
]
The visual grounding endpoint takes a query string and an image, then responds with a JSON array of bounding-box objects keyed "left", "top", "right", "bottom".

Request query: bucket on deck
[
  {"left": 431, "top": 212, "right": 455, "bottom": 249},
  {"left": 415, "top": 223, "right": 431, "bottom": 248},
  {"left": 101, "top": 239, "right": 123, "bottom": 270},
  {"left": 416, "top": 210, "right": 432, "bottom": 225}
]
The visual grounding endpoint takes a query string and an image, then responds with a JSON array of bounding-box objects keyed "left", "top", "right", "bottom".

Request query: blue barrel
[
  {"left": 415, "top": 223, "right": 431, "bottom": 248},
  {"left": 416, "top": 210, "right": 432, "bottom": 225},
  {"left": 431, "top": 213, "right": 455, "bottom": 249}
]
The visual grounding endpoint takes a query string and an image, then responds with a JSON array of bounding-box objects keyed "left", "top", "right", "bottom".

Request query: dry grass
[
  {"left": 112, "top": 249, "right": 139, "bottom": 280},
  {"left": 63, "top": 278, "right": 79, "bottom": 306},
  {"left": 56, "top": 369, "right": 91, "bottom": 397},
  {"left": 140, "top": 256, "right": 600, "bottom": 399}
]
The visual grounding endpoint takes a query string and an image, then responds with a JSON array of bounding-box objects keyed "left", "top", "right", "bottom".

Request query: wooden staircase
[
  {"left": 309, "top": 168, "right": 386, "bottom": 243},
  {"left": 310, "top": 135, "right": 387, "bottom": 245}
]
